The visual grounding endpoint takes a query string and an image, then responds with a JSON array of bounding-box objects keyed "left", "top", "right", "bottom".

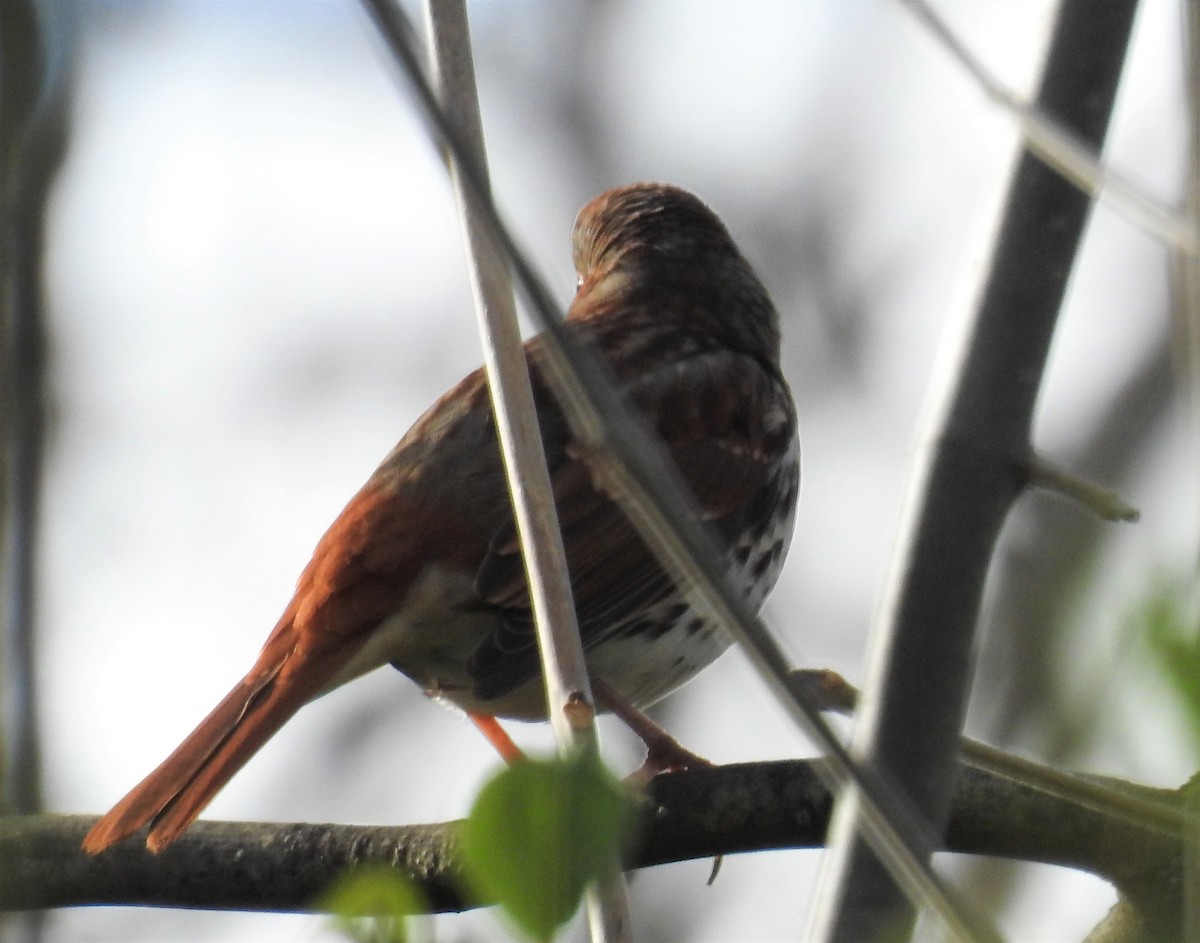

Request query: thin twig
[
  {"left": 420, "top": 0, "right": 595, "bottom": 775},
  {"left": 1027, "top": 458, "right": 1140, "bottom": 523},
  {"left": 419, "top": 2, "right": 630, "bottom": 939},
  {"left": 897, "top": 0, "right": 1197, "bottom": 256},
  {"left": 805, "top": 668, "right": 1195, "bottom": 839},
  {"left": 354, "top": 1, "right": 1000, "bottom": 940}
]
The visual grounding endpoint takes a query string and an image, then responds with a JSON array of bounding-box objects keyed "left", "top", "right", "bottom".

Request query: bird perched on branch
[{"left": 83, "top": 182, "right": 800, "bottom": 854}]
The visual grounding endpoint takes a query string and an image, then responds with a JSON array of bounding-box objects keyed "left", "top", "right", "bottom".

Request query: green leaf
[
  {"left": 321, "top": 863, "right": 427, "bottom": 943},
  {"left": 459, "top": 750, "right": 638, "bottom": 942},
  {"left": 1138, "top": 578, "right": 1200, "bottom": 754}
]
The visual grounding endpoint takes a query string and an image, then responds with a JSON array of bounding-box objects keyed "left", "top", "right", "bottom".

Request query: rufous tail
[{"left": 82, "top": 631, "right": 347, "bottom": 855}]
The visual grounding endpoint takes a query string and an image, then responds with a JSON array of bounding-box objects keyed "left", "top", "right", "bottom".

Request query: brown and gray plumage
[{"left": 82, "top": 182, "right": 800, "bottom": 854}]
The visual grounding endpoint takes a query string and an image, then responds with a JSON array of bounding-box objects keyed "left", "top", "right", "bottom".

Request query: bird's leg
[
  {"left": 468, "top": 713, "right": 526, "bottom": 764},
  {"left": 593, "top": 679, "right": 726, "bottom": 883},
  {"left": 592, "top": 679, "right": 711, "bottom": 783}
]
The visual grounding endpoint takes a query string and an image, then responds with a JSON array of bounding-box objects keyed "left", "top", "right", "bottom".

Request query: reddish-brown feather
[
  {"left": 82, "top": 485, "right": 421, "bottom": 853},
  {"left": 81, "top": 626, "right": 300, "bottom": 853},
  {"left": 140, "top": 631, "right": 353, "bottom": 852}
]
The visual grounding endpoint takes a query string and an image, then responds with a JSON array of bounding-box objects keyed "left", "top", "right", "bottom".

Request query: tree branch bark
[
  {"left": 812, "top": 2, "right": 1140, "bottom": 938},
  {"left": 1, "top": 759, "right": 1181, "bottom": 930}
]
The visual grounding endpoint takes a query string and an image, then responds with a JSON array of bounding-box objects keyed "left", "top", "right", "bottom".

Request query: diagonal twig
[{"left": 898, "top": 0, "right": 1197, "bottom": 256}]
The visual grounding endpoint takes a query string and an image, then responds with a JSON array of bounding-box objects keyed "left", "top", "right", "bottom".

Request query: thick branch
[
  {"left": 1, "top": 760, "right": 1180, "bottom": 923},
  {"left": 813, "top": 2, "right": 1139, "bottom": 939}
]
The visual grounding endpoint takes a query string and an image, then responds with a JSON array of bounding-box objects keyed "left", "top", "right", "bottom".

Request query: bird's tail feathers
[{"left": 82, "top": 633, "right": 344, "bottom": 854}]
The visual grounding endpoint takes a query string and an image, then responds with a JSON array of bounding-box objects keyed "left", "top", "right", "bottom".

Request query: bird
[{"left": 82, "top": 182, "right": 800, "bottom": 855}]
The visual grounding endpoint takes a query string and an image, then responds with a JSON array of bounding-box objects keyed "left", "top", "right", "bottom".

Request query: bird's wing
[{"left": 468, "top": 348, "right": 797, "bottom": 701}]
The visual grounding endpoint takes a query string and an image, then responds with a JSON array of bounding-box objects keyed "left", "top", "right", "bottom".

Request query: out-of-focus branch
[
  {"left": 1, "top": 7, "right": 71, "bottom": 942},
  {"left": 0, "top": 0, "right": 71, "bottom": 821},
  {"left": 1179, "top": 0, "right": 1200, "bottom": 573},
  {"left": 802, "top": 668, "right": 1192, "bottom": 840},
  {"left": 0, "top": 759, "right": 1183, "bottom": 930},
  {"left": 958, "top": 320, "right": 1173, "bottom": 926},
  {"left": 898, "top": 0, "right": 1197, "bottom": 256},
  {"left": 811, "top": 3, "right": 1139, "bottom": 940}
]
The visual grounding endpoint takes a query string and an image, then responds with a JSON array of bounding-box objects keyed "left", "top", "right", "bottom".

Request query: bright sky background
[{"left": 32, "top": 1, "right": 1191, "bottom": 940}]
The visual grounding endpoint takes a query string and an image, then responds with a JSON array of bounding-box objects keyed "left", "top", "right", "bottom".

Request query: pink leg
[{"left": 592, "top": 679, "right": 711, "bottom": 780}]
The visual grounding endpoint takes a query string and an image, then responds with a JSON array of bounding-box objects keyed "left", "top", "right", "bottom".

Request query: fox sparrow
[{"left": 82, "top": 182, "right": 800, "bottom": 854}]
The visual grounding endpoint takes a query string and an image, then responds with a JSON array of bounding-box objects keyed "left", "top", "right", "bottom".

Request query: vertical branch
[
  {"left": 1, "top": 3, "right": 70, "bottom": 942},
  {"left": 0, "top": 0, "right": 70, "bottom": 821},
  {"left": 418, "top": 2, "right": 631, "bottom": 939},
  {"left": 810, "top": 3, "right": 1139, "bottom": 941}
]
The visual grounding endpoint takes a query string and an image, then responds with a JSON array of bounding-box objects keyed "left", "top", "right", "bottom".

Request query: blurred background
[{"left": 3, "top": 0, "right": 1193, "bottom": 939}]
